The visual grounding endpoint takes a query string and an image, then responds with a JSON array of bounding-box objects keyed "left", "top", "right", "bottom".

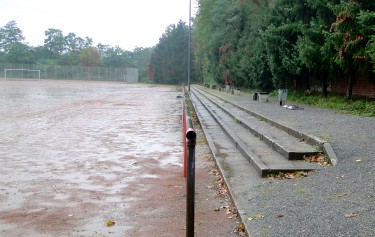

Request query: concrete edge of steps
[
  {"left": 192, "top": 86, "right": 338, "bottom": 166},
  {"left": 191, "top": 90, "right": 320, "bottom": 178}
]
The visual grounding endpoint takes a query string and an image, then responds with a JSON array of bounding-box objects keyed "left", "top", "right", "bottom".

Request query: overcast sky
[{"left": 0, "top": 0, "right": 198, "bottom": 51}]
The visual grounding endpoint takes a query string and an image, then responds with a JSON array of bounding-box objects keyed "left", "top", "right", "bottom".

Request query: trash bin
[
  {"left": 278, "top": 89, "right": 288, "bottom": 106},
  {"left": 252, "top": 92, "right": 258, "bottom": 100}
]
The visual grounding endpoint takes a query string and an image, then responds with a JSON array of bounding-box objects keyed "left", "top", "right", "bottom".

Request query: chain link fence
[{"left": 0, "top": 63, "right": 138, "bottom": 82}]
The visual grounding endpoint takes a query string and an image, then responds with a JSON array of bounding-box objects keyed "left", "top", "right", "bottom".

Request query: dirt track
[{"left": 0, "top": 80, "right": 239, "bottom": 237}]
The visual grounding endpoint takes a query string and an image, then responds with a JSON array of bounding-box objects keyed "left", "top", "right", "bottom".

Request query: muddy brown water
[{"left": 0, "top": 80, "right": 187, "bottom": 236}]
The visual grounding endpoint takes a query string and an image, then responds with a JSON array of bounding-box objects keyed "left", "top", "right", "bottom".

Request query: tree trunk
[
  {"left": 321, "top": 70, "right": 328, "bottom": 97},
  {"left": 346, "top": 70, "right": 354, "bottom": 99},
  {"left": 305, "top": 74, "right": 310, "bottom": 91}
]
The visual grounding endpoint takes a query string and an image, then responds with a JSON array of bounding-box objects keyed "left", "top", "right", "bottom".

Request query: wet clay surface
[{"left": 0, "top": 80, "right": 239, "bottom": 237}]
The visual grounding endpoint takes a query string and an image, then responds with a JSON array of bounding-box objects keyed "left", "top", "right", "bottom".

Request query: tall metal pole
[
  {"left": 187, "top": 0, "right": 192, "bottom": 91},
  {"left": 186, "top": 128, "right": 196, "bottom": 237}
]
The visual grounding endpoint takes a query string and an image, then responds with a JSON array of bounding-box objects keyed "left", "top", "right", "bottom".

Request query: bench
[{"left": 253, "top": 92, "right": 269, "bottom": 102}]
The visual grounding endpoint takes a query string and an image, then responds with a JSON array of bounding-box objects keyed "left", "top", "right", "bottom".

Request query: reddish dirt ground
[{"left": 0, "top": 79, "right": 240, "bottom": 237}]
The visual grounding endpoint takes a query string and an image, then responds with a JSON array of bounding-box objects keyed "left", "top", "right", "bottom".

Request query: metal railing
[{"left": 182, "top": 88, "right": 196, "bottom": 237}]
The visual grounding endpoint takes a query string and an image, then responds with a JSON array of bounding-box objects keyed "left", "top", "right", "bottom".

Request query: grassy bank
[{"left": 273, "top": 90, "right": 375, "bottom": 117}]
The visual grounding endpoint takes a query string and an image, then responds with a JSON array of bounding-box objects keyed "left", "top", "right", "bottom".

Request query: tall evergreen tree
[{"left": 149, "top": 20, "right": 190, "bottom": 84}]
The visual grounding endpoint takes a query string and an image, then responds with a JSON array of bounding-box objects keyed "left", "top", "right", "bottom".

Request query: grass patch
[{"left": 279, "top": 90, "right": 375, "bottom": 117}]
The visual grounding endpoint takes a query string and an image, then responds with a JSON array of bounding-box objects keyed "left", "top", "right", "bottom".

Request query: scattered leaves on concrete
[
  {"left": 267, "top": 171, "right": 313, "bottom": 180},
  {"left": 234, "top": 223, "right": 246, "bottom": 236},
  {"left": 304, "top": 153, "right": 330, "bottom": 166},
  {"left": 225, "top": 206, "right": 239, "bottom": 219},
  {"left": 209, "top": 168, "right": 229, "bottom": 198}
]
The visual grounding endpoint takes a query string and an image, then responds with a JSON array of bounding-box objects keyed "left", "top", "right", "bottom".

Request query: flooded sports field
[{"left": 0, "top": 79, "right": 186, "bottom": 236}]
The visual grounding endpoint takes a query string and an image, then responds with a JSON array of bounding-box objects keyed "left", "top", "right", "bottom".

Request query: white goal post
[{"left": 4, "top": 69, "right": 41, "bottom": 80}]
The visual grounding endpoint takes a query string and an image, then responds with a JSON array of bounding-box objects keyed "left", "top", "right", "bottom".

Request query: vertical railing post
[{"left": 186, "top": 128, "right": 196, "bottom": 237}]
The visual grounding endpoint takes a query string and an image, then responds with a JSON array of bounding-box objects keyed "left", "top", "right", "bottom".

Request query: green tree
[
  {"left": 58, "top": 51, "right": 81, "bottom": 65},
  {"left": 101, "top": 46, "right": 133, "bottom": 67},
  {"left": 360, "top": 10, "right": 375, "bottom": 69},
  {"left": 80, "top": 47, "right": 101, "bottom": 66},
  {"left": 0, "top": 20, "right": 25, "bottom": 53},
  {"left": 4, "top": 42, "right": 35, "bottom": 64},
  {"left": 262, "top": 0, "right": 317, "bottom": 89},
  {"left": 294, "top": 0, "right": 338, "bottom": 96},
  {"left": 149, "top": 20, "right": 190, "bottom": 84},
  {"left": 44, "top": 28, "right": 65, "bottom": 57},
  {"left": 132, "top": 47, "right": 153, "bottom": 81},
  {"left": 64, "top": 33, "right": 85, "bottom": 52},
  {"left": 195, "top": 0, "right": 241, "bottom": 86},
  {"left": 327, "top": 0, "right": 375, "bottom": 98},
  {"left": 236, "top": 0, "right": 272, "bottom": 90}
]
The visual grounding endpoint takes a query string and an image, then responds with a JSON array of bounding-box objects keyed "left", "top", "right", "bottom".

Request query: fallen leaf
[
  {"left": 296, "top": 189, "right": 305, "bottom": 193},
  {"left": 303, "top": 153, "right": 330, "bottom": 166},
  {"left": 345, "top": 213, "right": 359, "bottom": 218},
  {"left": 106, "top": 221, "right": 115, "bottom": 227},
  {"left": 337, "top": 193, "right": 348, "bottom": 198},
  {"left": 255, "top": 214, "right": 265, "bottom": 219},
  {"left": 355, "top": 159, "right": 362, "bottom": 163},
  {"left": 234, "top": 223, "right": 246, "bottom": 237},
  {"left": 214, "top": 208, "right": 220, "bottom": 211},
  {"left": 276, "top": 214, "right": 284, "bottom": 218},
  {"left": 247, "top": 214, "right": 264, "bottom": 221},
  {"left": 268, "top": 171, "right": 313, "bottom": 180}
]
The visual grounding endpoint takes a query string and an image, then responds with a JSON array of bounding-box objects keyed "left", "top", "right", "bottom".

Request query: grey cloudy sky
[{"left": 0, "top": 0, "right": 198, "bottom": 50}]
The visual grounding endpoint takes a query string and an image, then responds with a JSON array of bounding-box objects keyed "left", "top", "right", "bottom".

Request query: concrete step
[
  {"left": 192, "top": 87, "right": 320, "bottom": 160},
  {"left": 190, "top": 90, "right": 320, "bottom": 177}
]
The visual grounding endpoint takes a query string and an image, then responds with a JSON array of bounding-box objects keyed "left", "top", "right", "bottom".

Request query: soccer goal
[{"left": 4, "top": 69, "right": 41, "bottom": 80}]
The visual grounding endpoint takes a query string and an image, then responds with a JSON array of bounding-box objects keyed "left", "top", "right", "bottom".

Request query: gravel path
[{"left": 196, "top": 85, "right": 375, "bottom": 237}]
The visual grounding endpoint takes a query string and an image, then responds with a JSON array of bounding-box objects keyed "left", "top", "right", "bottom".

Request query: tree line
[
  {"left": 0, "top": 20, "right": 152, "bottom": 79},
  {"left": 3, "top": 0, "right": 375, "bottom": 98},
  {"left": 194, "top": 0, "right": 375, "bottom": 98}
]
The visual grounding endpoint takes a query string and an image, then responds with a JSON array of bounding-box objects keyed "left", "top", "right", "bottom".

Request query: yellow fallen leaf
[
  {"left": 345, "top": 213, "right": 359, "bottom": 218},
  {"left": 247, "top": 217, "right": 254, "bottom": 221},
  {"left": 355, "top": 159, "right": 362, "bottom": 163},
  {"left": 255, "top": 214, "right": 265, "bottom": 219},
  {"left": 106, "top": 221, "right": 115, "bottom": 227}
]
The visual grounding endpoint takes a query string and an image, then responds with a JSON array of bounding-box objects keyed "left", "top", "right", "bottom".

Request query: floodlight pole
[{"left": 187, "top": 0, "right": 192, "bottom": 92}]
